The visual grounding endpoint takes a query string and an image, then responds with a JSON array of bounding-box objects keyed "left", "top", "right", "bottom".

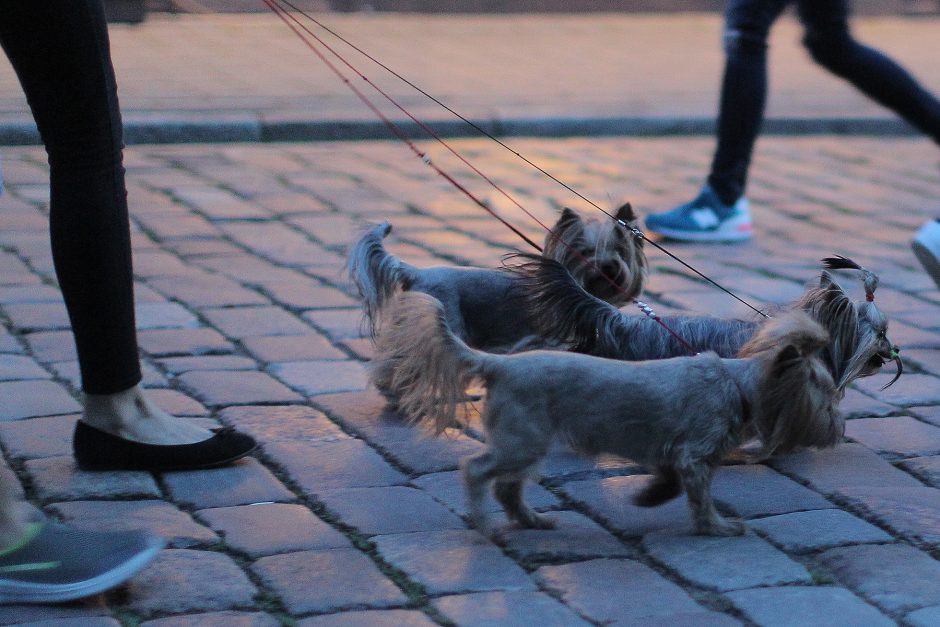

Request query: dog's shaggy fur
[
  {"left": 346, "top": 203, "right": 646, "bottom": 351},
  {"left": 375, "top": 291, "right": 842, "bottom": 537},
  {"left": 510, "top": 256, "right": 900, "bottom": 396}
]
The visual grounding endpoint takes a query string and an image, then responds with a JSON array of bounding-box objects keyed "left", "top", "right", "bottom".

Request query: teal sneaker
[
  {"left": 0, "top": 521, "right": 163, "bottom": 604},
  {"left": 646, "top": 186, "right": 753, "bottom": 242}
]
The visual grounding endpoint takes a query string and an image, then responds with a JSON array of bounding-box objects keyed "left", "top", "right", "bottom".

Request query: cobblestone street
[{"left": 1, "top": 133, "right": 940, "bottom": 624}]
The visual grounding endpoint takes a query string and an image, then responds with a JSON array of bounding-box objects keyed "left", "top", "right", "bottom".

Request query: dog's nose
[{"left": 598, "top": 262, "right": 622, "bottom": 279}]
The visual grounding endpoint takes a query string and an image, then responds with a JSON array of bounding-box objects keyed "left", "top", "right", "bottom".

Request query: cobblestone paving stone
[{"left": 1, "top": 135, "right": 940, "bottom": 625}]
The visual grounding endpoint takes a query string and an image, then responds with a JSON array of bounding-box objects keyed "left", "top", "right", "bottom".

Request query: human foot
[{"left": 82, "top": 383, "right": 211, "bottom": 445}]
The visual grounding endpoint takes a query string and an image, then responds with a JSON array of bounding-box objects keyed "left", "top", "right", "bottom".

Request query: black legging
[
  {"left": 1, "top": 1, "right": 141, "bottom": 394},
  {"left": 708, "top": 0, "right": 940, "bottom": 205}
]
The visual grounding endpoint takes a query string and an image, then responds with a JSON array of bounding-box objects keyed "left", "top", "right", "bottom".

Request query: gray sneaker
[
  {"left": 912, "top": 219, "right": 940, "bottom": 289},
  {"left": 0, "top": 521, "right": 163, "bottom": 604}
]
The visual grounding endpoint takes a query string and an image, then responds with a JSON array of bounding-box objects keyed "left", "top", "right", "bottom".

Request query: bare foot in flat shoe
[{"left": 82, "top": 384, "right": 213, "bottom": 445}]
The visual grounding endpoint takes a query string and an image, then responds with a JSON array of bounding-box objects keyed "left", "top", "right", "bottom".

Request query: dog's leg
[
  {"left": 462, "top": 452, "right": 501, "bottom": 536},
  {"left": 633, "top": 466, "right": 682, "bottom": 507},
  {"left": 493, "top": 480, "right": 554, "bottom": 530},
  {"left": 463, "top": 450, "right": 544, "bottom": 537},
  {"left": 370, "top": 357, "right": 401, "bottom": 411},
  {"left": 678, "top": 463, "right": 744, "bottom": 536}
]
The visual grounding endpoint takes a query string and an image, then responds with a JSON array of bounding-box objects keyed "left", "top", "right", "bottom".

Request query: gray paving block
[
  {"left": 197, "top": 503, "right": 352, "bottom": 558},
  {"left": 0, "top": 414, "right": 76, "bottom": 459},
  {"left": 613, "top": 611, "right": 742, "bottom": 626},
  {"left": 141, "top": 611, "right": 280, "bottom": 627},
  {"left": 412, "top": 470, "right": 559, "bottom": 517},
  {"left": 642, "top": 532, "right": 812, "bottom": 592},
  {"left": 251, "top": 548, "right": 407, "bottom": 615},
  {"left": 126, "top": 549, "right": 258, "bottom": 615},
  {"left": 135, "top": 301, "right": 201, "bottom": 329},
  {"left": 163, "top": 457, "right": 295, "bottom": 509},
  {"left": 314, "top": 390, "right": 484, "bottom": 473},
  {"left": 25, "top": 456, "right": 161, "bottom": 501},
  {"left": 297, "top": 609, "right": 437, "bottom": 627},
  {"left": 374, "top": 529, "right": 535, "bottom": 595},
  {"left": 269, "top": 360, "right": 369, "bottom": 396},
  {"left": 771, "top": 443, "right": 922, "bottom": 493},
  {"left": 853, "top": 373, "right": 940, "bottom": 406},
  {"left": 907, "top": 604, "right": 940, "bottom": 627},
  {"left": 433, "top": 590, "right": 592, "bottom": 626},
  {"left": 137, "top": 327, "right": 235, "bottom": 357},
  {"left": 535, "top": 558, "right": 706, "bottom": 624},
  {"left": 202, "top": 306, "right": 311, "bottom": 339},
  {"left": 241, "top": 333, "right": 347, "bottom": 362},
  {"left": 218, "top": 404, "right": 349, "bottom": 444},
  {"left": 0, "top": 604, "right": 113, "bottom": 625},
  {"left": 499, "top": 510, "right": 632, "bottom": 561},
  {"left": 178, "top": 370, "right": 303, "bottom": 406},
  {"left": 263, "top": 439, "right": 407, "bottom": 495},
  {"left": 899, "top": 455, "right": 940, "bottom": 487},
  {"left": 318, "top": 486, "right": 466, "bottom": 535},
  {"left": 0, "top": 354, "right": 50, "bottom": 380},
  {"left": 836, "top": 486, "right": 940, "bottom": 545},
  {"left": 712, "top": 464, "right": 834, "bottom": 518},
  {"left": 22, "top": 330, "right": 75, "bottom": 362},
  {"left": 0, "top": 380, "right": 82, "bottom": 420},
  {"left": 838, "top": 388, "right": 900, "bottom": 419},
  {"left": 560, "top": 474, "right": 694, "bottom": 536},
  {"left": 818, "top": 544, "right": 940, "bottom": 613},
  {"left": 846, "top": 416, "right": 940, "bottom": 459},
  {"left": 157, "top": 355, "right": 259, "bottom": 374},
  {"left": 750, "top": 509, "right": 892, "bottom": 552},
  {"left": 52, "top": 499, "right": 218, "bottom": 549},
  {"left": 726, "top": 586, "right": 893, "bottom": 627}
]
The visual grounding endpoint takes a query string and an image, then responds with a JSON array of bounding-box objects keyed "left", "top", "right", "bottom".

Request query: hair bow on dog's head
[{"left": 822, "top": 255, "right": 878, "bottom": 302}]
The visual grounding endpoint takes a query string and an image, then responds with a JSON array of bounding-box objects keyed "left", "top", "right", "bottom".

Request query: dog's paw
[
  {"left": 517, "top": 511, "right": 555, "bottom": 530},
  {"left": 699, "top": 519, "right": 746, "bottom": 537}
]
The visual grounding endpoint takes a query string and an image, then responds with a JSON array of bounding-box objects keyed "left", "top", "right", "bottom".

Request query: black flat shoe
[{"left": 73, "top": 421, "right": 258, "bottom": 472}]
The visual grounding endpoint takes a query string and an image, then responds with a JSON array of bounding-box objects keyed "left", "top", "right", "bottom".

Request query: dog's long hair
[
  {"left": 376, "top": 291, "right": 839, "bottom": 455},
  {"left": 346, "top": 204, "right": 646, "bottom": 338},
  {"left": 510, "top": 256, "right": 900, "bottom": 395}
]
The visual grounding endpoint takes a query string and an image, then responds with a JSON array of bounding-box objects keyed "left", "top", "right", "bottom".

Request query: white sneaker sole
[{"left": 652, "top": 222, "right": 753, "bottom": 242}]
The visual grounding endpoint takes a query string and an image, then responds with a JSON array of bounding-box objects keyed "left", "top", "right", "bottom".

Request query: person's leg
[
  {"left": 644, "top": 0, "right": 788, "bottom": 242},
  {"left": 0, "top": 3, "right": 255, "bottom": 460},
  {"left": 798, "top": 0, "right": 940, "bottom": 144},
  {"left": 0, "top": 1, "right": 139, "bottom": 397},
  {"left": 796, "top": 1, "right": 940, "bottom": 287},
  {"left": 707, "top": 0, "right": 790, "bottom": 204}
]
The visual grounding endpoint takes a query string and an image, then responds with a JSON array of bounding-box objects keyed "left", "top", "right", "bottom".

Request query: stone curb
[{"left": 0, "top": 114, "right": 920, "bottom": 145}]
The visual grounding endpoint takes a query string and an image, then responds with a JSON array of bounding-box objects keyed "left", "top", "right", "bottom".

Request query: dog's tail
[
  {"left": 738, "top": 310, "right": 843, "bottom": 455},
  {"left": 347, "top": 222, "right": 419, "bottom": 337},
  {"left": 372, "top": 291, "right": 486, "bottom": 433}
]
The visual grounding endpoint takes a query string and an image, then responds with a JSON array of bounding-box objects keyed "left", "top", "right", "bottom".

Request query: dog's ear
[
  {"left": 614, "top": 202, "right": 637, "bottom": 224},
  {"left": 558, "top": 207, "right": 582, "bottom": 226}
]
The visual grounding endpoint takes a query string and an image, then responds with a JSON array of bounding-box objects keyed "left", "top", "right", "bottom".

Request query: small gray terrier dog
[
  {"left": 348, "top": 204, "right": 647, "bottom": 403},
  {"left": 374, "top": 291, "right": 842, "bottom": 537}
]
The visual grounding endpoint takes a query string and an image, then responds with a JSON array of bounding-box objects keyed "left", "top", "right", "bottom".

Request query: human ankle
[{"left": 82, "top": 384, "right": 211, "bottom": 445}]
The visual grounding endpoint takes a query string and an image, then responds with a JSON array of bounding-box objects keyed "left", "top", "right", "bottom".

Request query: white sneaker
[{"left": 912, "top": 219, "right": 940, "bottom": 289}]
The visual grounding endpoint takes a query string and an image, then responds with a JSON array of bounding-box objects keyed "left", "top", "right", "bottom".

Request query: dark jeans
[
  {"left": 0, "top": 1, "right": 141, "bottom": 394},
  {"left": 708, "top": 0, "right": 940, "bottom": 205}
]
